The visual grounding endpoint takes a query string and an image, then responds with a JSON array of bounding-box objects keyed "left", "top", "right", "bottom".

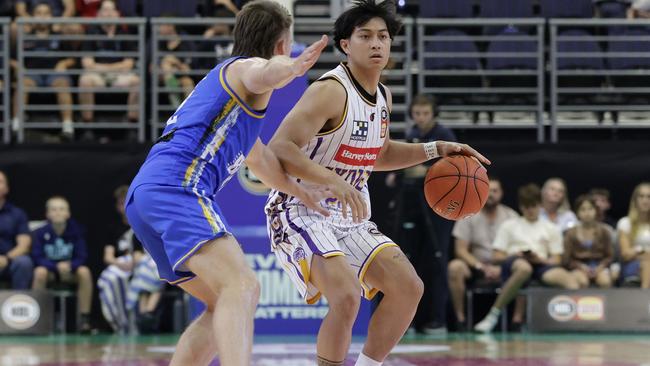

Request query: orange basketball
[{"left": 424, "top": 155, "right": 489, "bottom": 220}]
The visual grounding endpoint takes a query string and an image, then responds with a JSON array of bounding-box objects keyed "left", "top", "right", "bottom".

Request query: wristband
[{"left": 423, "top": 141, "right": 439, "bottom": 160}]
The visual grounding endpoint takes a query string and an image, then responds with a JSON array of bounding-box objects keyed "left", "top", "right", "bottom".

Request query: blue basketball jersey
[{"left": 130, "top": 57, "right": 266, "bottom": 195}]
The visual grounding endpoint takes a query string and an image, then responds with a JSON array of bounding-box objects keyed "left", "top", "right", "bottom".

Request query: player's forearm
[
  {"left": 243, "top": 56, "right": 297, "bottom": 94},
  {"left": 374, "top": 141, "right": 429, "bottom": 172},
  {"left": 247, "top": 145, "right": 306, "bottom": 197},
  {"left": 269, "top": 140, "right": 339, "bottom": 186}
]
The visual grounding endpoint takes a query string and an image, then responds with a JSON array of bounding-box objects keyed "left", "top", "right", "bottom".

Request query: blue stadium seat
[
  {"left": 143, "top": 0, "right": 198, "bottom": 17},
  {"left": 486, "top": 29, "right": 537, "bottom": 70},
  {"left": 116, "top": 0, "right": 137, "bottom": 17},
  {"left": 540, "top": 0, "right": 594, "bottom": 18},
  {"left": 479, "top": 0, "right": 534, "bottom": 35},
  {"left": 424, "top": 29, "right": 481, "bottom": 70},
  {"left": 608, "top": 28, "right": 650, "bottom": 70},
  {"left": 597, "top": 1, "right": 629, "bottom": 18},
  {"left": 420, "top": 0, "right": 474, "bottom": 18},
  {"left": 557, "top": 30, "right": 604, "bottom": 70},
  {"left": 479, "top": 0, "right": 534, "bottom": 18}
]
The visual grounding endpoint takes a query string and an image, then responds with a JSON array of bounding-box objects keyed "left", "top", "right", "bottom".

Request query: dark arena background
[{"left": 1, "top": 0, "right": 650, "bottom": 365}]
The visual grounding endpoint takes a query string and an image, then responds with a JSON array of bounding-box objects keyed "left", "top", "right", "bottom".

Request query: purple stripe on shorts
[
  {"left": 284, "top": 209, "right": 323, "bottom": 255},
  {"left": 309, "top": 137, "right": 324, "bottom": 160}
]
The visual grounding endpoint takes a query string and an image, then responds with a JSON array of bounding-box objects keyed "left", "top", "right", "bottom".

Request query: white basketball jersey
[{"left": 266, "top": 63, "right": 390, "bottom": 224}]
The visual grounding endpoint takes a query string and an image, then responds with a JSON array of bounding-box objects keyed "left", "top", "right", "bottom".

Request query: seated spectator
[
  {"left": 563, "top": 195, "right": 614, "bottom": 288},
  {"left": 590, "top": 188, "right": 618, "bottom": 228},
  {"left": 628, "top": 0, "right": 650, "bottom": 19},
  {"left": 76, "top": 0, "right": 102, "bottom": 17},
  {"left": 15, "top": 0, "right": 83, "bottom": 41},
  {"left": 407, "top": 94, "right": 456, "bottom": 143},
  {"left": 12, "top": 2, "right": 75, "bottom": 138},
  {"left": 617, "top": 182, "right": 650, "bottom": 288},
  {"left": 79, "top": 0, "right": 140, "bottom": 125},
  {"left": 540, "top": 177, "right": 578, "bottom": 232},
  {"left": 31, "top": 196, "right": 93, "bottom": 333},
  {"left": 0, "top": 170, "right": 33, "bottom": 290},
  {"left": 156, "top": 19, "right": 195, "bottom": 108},
  {"left": 98, "top": 186, "right": 164, "bottom": 334},
  {"left": 448, "top": 177, "right": 518, "bottom": 331},
  {"left": 203, "top": 0, "right": 247, "bottom": 37},
  {"left": 474, "top": 183, "right": 579, "bottom": 333}
]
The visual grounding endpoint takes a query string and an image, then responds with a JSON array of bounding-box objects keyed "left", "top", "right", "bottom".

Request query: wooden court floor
[{"left": 0, "top": 333, "right": 648, "bottom": 365}]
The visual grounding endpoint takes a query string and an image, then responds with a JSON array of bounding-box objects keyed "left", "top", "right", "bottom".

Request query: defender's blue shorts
[{"left": 125, "top": 183, "right": 232, "bottom": 285}]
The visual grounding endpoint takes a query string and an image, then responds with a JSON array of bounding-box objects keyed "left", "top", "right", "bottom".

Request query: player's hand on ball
[
  {"left": 437, "top": 141, "right": 491, "bottom": 165},
  {"left": 326, "top": 174, "right": 367, "bottom": 223},
  {"left": 291, "top": 35, "right": 328, "bottom": 77}
]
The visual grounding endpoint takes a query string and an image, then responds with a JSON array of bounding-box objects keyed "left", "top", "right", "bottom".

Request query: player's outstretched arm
[
  {"left": 229, "top": 35, "right": 328, "bottom": 95},
  {"left": 246, "top": 139, "right": 330, "bottom": 217},
  {"left": 268, "top": 80, "right": 368, "bottom": 222}
]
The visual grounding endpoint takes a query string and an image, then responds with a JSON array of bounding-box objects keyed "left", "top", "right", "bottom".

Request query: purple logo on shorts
[{"left": 293, "top": 247, "right": 306, "bottom": 262}]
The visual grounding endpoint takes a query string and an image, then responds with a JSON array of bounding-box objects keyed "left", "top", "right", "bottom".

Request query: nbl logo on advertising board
[{"left": 548, "top": 295, "right": 605, "bottom": 322}]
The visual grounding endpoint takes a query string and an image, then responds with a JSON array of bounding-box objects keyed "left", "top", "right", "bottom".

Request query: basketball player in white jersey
[{"left": 266, "top": 1, "right": 490, "bottom": 365}]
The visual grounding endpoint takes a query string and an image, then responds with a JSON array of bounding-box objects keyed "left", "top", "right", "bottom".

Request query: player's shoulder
[{"left": 306, "top": 76, "right": 348, "bottom": 103}]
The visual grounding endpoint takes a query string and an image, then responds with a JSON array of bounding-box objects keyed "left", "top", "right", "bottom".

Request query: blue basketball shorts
[{"left": 125, "top": 183, "right": 232, "bottom": 285}]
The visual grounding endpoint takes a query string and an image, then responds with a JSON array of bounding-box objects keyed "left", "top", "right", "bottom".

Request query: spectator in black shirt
[{"left": 78, "top": 0, "right": 140, "bottom": 124}]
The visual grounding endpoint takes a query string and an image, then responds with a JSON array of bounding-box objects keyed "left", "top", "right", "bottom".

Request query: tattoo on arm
[
  {"left": 392, "top": 252, "right": 409, "bottom": 262},
  {"left": 317, "top": 356, "right": 344, "bottom": 366}
]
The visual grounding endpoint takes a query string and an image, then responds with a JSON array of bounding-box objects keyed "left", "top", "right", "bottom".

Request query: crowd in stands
[{"left": 0, "top": 170, "right": 165, "bottom": 334}]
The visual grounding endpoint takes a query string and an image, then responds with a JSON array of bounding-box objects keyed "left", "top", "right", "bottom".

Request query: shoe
[
  {"left": 62, "top": 120, "right": 74, "bottom": 140},
  {"left": 474, "top": 313, "right": 499, "bottom": 333}
]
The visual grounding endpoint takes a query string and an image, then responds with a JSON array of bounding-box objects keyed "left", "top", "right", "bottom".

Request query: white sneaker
[
  {"left": 11, "top": 117, "right": 20, "bottom": 132},
  {"left": 474, "top": 313, "right": 498, "bottom": 333},
  {"left": 62, "top": 120, "right": 74, "bottom": 138}
]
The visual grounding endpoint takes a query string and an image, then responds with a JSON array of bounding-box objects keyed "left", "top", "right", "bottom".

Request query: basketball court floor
[{"left": 1, "top": 333, "right": 648, "bottom": 365}]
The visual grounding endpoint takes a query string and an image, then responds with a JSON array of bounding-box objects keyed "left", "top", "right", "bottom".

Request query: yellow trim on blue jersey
[
  {"left": 163, "top": 275, "right": 195, "bottom": 285},
  {"left": 358, "top": 243, "right": 399, "bottom": 300},
  {"left": 197, "top": 195, "right": 221, "bottom": 234},
  {"left": 183, "top": 158, "right": 200, "bottom": 188},
  {"left": 219, "top": 59, "right": 266, "bottom": 119},
  {"left": 316, "top": 75, "right": 349, "bottom": 137}
]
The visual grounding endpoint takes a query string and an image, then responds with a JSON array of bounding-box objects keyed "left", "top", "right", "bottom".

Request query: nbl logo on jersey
[{"left": 351, "top": 120, "right": 369, "bottom": 141}]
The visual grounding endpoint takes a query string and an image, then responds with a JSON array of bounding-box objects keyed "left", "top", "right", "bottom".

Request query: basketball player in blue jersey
[
  {"left": 266, "top": 1, "right": 490, "bottom": 365},
  {"left": 124, "top": 1, "right": 330, "bottom": 365}
]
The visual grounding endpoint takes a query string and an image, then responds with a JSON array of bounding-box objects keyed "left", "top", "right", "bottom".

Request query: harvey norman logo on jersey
[{"left": 334, "top": 145, "right": 382, "bottom": 166}]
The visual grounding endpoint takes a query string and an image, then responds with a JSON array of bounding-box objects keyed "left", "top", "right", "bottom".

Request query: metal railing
[
  {"left": 151, "top": 17, "right": 413, "bottom": 140},
  {"left": 550, "top": 19, "right": 650, "bottom": 142},
  {"left": 1, "top": 19, "right": 9, "bottom": 144},
  {"left": 417, "top": 18, "right": 546, "bottom": 142},
  {"left": 15, "top": 17, "right": 147, "bottom": 142}
]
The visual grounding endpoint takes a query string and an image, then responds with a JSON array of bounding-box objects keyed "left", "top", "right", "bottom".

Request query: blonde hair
[
  {"left": 542, "top": 177, "right": 571, "bottom": 213},
  {"left": 627, "top": 182, "right": 650, "bottom": 241}
]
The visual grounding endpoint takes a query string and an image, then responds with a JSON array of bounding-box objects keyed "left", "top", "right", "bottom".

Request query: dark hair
[
  {"left": 33, "top": 0, "right": 52, "bottom": 12},
  {"left": 409, "top": 94, "right": 436, "bottom": 118},
  {"left": 333, "top": 0, "right": 403, "bottom": 53},
  {"left": 518, "top": 183, "right": 541, "bottom": 208},
  {"left": 589, "top": 188, "right": 610, "bottom": 200},
  {"left": 574, "top": 194, "right": 597, "bottom": 212},
  {"left": 231, "top": 0, "right": 292, "bottom": 59}
]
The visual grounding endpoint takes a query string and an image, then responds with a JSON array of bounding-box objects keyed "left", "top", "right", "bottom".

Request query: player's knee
[
  {"left": 404, "top": 274, "right": 424, "bottom": 302},
  {"left": 231, "top": 270, "right": 261, "bottom": 304},
  {"left": 329, "top": 285, "right": 361, "bottom": 321},
  {"left": 512, "top": 259, "right": 533, "bottom": 277},
  {"left": 34, "top": 266, "right": 48, "bottom": 279},
  {"left": 448, "top": 259, "right": 467, "bottom": 279},
  {"left": 77, "top": 266, "right": 92, "bottom": 281}
]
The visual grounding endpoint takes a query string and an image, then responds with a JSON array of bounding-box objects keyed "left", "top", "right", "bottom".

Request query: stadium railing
[
  {"left": 549, "top": 18, "right": 650, "bottom": 142},
  {"left": 0, "top": 18, "right": 9, "bottom": 144},
  {"left": 15, "top": 17, "right": 147, "bottom": 143},
  {"left": 417, "top": 18, "right": 546, "bottom": 142}
]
